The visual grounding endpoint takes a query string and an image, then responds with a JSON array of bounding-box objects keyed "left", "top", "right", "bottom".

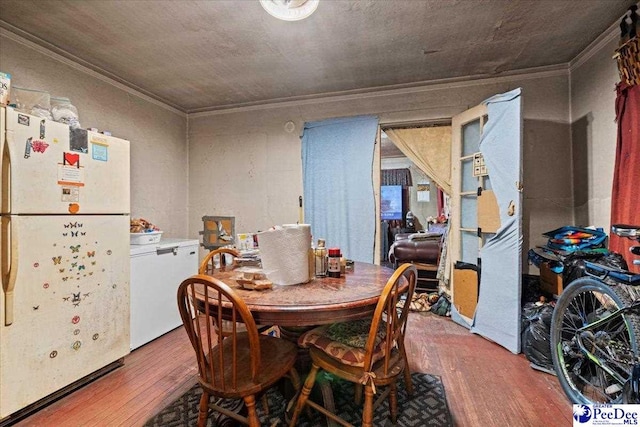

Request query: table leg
[
  {"left": 318, "top": 377, "right": 339, "bottom": 427},
  {"left": 280, "top": 326, "right": 339, "bottom": 427},
  {"left": 279, "top": 326, "right": 313, "bottom": 373}
]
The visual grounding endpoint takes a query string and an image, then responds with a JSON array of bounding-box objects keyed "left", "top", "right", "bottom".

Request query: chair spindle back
[
  {"left": 199, "top": 248, "right": 240, "bottom": 276},
  {"left": 177, "top": 274, "right": 261, "bottom": 390},
  {"left": 362, "top": 263, "right": 417, "bottom": 374}
]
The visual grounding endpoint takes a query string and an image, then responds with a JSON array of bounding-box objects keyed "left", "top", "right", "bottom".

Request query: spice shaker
[
  {"left": 327, "top": 248, "right": 341, "bottom": 278},
  {"left": 314, "top": 239, "right": 327, "bottom": 277}
]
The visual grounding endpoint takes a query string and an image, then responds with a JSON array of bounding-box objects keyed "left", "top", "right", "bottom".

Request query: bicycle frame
[
  {"left": 575, "top": 300, "right": 640, "bottom": 385},
  {"left": 568, "top": 261, "right": 640, "bottom": 386}
]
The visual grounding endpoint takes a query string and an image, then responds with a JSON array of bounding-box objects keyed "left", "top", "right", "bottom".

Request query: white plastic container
[
  {"left": 12, "top": 86, "right": 52, "bottom": 119},
  {"left": 130, "top": 231, "right": 163, "bottom": 245},
  {"left": 51, "top": 96, "right": 81, "bottom": 128}
]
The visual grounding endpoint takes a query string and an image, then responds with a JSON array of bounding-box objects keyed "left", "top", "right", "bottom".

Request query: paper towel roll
[{"left": 258, "top": 225, "right": 311, "bottom": 286}]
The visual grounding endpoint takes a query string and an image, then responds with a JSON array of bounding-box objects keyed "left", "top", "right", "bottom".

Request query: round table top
[{"left": 206, "top": 262, "right": 396, "bottom": 327}]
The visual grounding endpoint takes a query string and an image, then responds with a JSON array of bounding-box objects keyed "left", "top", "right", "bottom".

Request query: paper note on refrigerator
[
  {"left": 58, "top": 164, "right": 85, "bottom": 186},
  {"left": 91, "top": 143, "right": 108, "bottom": 161}
]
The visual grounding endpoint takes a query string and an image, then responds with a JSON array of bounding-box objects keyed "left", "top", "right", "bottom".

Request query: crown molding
[
  {"left": 0, "top": 24, "right": 186, "bottom": 117},
  {"left": 189, "top": 64, "right": 568, "bottom": 118},
  {"left": 570, "top": 2, "right": 639, "bottom": 71},
  {"left": 569, "top": 19, "right": 620, "bottom": 71}
]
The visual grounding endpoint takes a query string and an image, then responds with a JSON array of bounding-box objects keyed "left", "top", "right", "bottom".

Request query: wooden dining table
[{"left": 203, "top": 261, "right": 397, "bottom": 328}]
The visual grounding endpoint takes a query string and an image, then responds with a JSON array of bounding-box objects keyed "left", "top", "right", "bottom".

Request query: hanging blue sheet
[{"left": 302, "top": 116, "right": 378, "bottom": 263}]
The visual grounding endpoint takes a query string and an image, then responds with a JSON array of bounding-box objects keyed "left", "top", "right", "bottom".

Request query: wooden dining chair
[
  {"left": 199, "top": 247, "right": 239, "bottom": 276},
  {"left": 198, "top": 248, "right": 272, "bottom": 337},
  {"left": 177, "top": 274, "right": 300, "bottom": 427},
  {"left": 288, "top": 263, "right": 417, "bottom": 427}
]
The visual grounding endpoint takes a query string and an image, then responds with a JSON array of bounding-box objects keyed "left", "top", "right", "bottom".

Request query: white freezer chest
[{"left": 130, "top": 238, "right": 199, "bottom": 350}]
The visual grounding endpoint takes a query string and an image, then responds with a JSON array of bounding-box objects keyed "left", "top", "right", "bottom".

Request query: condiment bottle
[
  {"left": 315, "top": 239, "right": 327, "bottom": 278},
  {"left": 308, "top": 238, "right": 315, "bottom": 282},
  {"left": 327, "top": 248, "right": 341, "bottom": 278}
]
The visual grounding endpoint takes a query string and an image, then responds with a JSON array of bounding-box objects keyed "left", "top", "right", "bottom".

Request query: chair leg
[
  {"left": 284, "top": 367, "right": 302, "bottom": 413},
  {"left": 244, "top": 394, "right": 260, "bottom": 427},
  {"left": 318, "top": 381, "right": 339, "bottom": 427},
  {"left": 362, "top": 384, "right": 374, "bottom": 427},
  {"left": 354, "top": 383, "right": 363, "bottom": 405},
  {"left": 288, "top": 367, "right": 301, "bottom": 394},
  {"left": 401, "top": 345, "right": 414, "bottom": 396},
  {"left": 389, "top": 380, "right": 398, "bottom": 423},
  {"left": 261, "top": 394, "right": 269, "bottom": 415},
  {"left": 197, "top": 391, "right": 210, "bottom": 427},
  {"left": 288, "top": 364, "right": 320, "bottom": 427}
]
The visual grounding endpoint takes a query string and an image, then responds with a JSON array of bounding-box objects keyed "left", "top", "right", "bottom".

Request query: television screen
[{"left": 381, "top": 185, "right": 403, "bottom": 220}]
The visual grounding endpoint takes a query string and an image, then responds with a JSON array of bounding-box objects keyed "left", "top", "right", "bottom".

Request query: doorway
[{"left": 377, "top": 124, "right": 452, "bottom": 286}]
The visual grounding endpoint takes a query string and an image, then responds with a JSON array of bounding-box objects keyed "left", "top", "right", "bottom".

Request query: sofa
[{"left": 388, "top": 229, "right": 444, "bottom": 290}]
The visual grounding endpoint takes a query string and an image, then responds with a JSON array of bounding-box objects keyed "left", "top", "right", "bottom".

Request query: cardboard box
[
  {"left": 478, "top": 189, "right": 501, "bottom": 233},
  {"left": 540, "top": 262, "right": 563, "bottom": 295},
  {"left": 453, "top": 268, "right": 478, "bottom": 319}
]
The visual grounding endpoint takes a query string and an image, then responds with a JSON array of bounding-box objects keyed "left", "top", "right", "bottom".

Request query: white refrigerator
[{"left": 0, "top": 106, "right": 131, "bottom": 420}]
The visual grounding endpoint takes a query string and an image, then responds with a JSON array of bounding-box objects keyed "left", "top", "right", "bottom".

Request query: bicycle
[{"left": 550, "top": 224, "right": 640, "bottom": 404}]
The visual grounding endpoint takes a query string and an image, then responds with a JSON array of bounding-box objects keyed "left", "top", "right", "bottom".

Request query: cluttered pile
[
  {"left": 522, "top": 226, "right": 629, "bottom": 374},
  {"left": 528, "top": 226, "right": 627, "bottom": 289},
  {"left": 0, "top": 73, "right": 117, "bottom": 137},
  {"left": 1, "top": 75, "right": 82, "bottom": 129},
  {"left": 401, "top": 292, "right": 451, "bottom": 316}
]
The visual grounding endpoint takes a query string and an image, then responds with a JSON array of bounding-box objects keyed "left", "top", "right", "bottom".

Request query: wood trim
[
  {"left": 374, "top": 127, "right": 381, "bottom": 265},
  {"left": 450, "top": 103, "right": 487, "bottom": 307}
]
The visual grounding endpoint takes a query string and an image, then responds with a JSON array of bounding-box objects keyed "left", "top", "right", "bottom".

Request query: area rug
[{"left": 144, "top": 372, "right": 452, "bottom": 426}]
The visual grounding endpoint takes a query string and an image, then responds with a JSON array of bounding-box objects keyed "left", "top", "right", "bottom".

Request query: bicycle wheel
[{"left": 551, "top": 277, "right": 640, "bottom": 404}]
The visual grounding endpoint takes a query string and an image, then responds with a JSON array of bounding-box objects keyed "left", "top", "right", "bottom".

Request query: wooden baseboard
[{"left": 0, "top": 359, "right": 124, "bottom": 427}]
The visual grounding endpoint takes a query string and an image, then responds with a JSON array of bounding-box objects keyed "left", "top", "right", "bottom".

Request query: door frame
[{"left": 450, "top": 103, "right": 488, "bottom": 320}]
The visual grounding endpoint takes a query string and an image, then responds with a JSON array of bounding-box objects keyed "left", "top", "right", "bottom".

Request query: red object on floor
[{"left": 610, "top": 82, "right": 640, "bottom": 273}]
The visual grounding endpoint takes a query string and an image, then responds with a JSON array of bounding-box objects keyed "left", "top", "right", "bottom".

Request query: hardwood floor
[{"left": 12, "top": 313, "right": 571, "bottom": 426}]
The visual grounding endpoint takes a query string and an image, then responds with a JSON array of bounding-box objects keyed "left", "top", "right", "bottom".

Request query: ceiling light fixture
[{"left": 259, "top": 0, "right": 319, "bottom": 21}]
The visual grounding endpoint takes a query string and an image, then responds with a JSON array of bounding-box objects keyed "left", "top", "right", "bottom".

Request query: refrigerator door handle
[
  {"left": 1, "top": 120, "right": 11, "bottom": 214},
  {"left": 1, "top": 216, "right": 18, "bottom": 326}
]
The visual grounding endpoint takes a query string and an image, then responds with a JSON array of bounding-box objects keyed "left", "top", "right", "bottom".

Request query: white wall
[
  {"left": 570, "top": 35, "right": 621, "bottom": 230},
  {"left": 188, "top": 73, "right": 573, "bottom": 267},
  {"left": 408, "top": 165, "right": 438, "bottom": 228},
  {"left": 0, "top": 34, "right": 190, "bottom": 239}
]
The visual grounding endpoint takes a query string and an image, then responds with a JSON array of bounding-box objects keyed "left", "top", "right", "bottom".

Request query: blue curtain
[{"left": 302, "top": 116, "right": 378, "bottom": 263}]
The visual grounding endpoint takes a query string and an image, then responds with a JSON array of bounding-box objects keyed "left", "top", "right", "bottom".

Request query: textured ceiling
[{"left": 0, "top": 0, "right": 634, "bottom": 113}]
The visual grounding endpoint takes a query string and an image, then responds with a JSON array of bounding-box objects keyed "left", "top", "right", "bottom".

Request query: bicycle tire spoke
[{"left": 552, "top": 280, "right": 640, "bottom": 405}]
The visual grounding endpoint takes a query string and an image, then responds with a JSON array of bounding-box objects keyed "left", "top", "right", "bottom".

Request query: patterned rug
[{"left": 144, "top": 372, "right": 452, "bottom": 426}]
